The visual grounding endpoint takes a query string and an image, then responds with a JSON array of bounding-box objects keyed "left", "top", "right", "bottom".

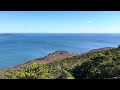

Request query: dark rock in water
[{"left": 89, "top": 47, "right": 114, "bottom": 52}]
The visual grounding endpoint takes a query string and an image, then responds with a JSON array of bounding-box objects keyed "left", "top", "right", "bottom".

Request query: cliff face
[{"left": 0, "top": 46, "right": 119, "bottom": 79}]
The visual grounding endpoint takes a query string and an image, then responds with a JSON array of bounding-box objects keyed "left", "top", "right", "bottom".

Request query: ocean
[{"left": 0, "top": 33, "right": 120, "bottom": 69}]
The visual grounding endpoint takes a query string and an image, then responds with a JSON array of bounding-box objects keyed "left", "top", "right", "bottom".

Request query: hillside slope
[{"left": 1, "top": 46, "right": 120, "bottom": 79}]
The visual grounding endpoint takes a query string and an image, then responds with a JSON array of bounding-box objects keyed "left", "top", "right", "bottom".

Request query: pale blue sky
[{"left": 0, "top": 11, "right": 120, "bottom": 33}]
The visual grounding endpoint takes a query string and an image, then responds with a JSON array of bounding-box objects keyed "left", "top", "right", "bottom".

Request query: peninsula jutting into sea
[{"left": 0, "top": 45, "right": 120, "bottom": 79}]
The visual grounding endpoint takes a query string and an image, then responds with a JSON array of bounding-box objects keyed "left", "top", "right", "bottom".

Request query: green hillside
[{"left": 1, "top": 46, "right": 120, "bottom": 79}]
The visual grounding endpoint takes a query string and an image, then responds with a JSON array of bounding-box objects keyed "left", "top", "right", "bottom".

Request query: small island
[{"left": 0, "top": 33, "right": 17, "bottom": 36}]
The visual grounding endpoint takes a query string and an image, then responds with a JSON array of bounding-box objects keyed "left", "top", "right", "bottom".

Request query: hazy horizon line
[{"left": 0, "top": 32, "right": 120, "bottom": 34}]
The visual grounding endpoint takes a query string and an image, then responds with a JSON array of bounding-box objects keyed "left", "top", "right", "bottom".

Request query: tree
[{"left": 118, "top": 45, "right": 120, "bottom": 48}]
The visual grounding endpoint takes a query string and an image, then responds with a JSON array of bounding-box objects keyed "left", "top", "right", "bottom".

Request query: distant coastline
[{"left": 0, "top": 33, "right": 17, "bottom": 36}]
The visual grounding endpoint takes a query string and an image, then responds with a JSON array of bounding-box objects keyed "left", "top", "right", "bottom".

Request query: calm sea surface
[{"left": 0, "top": 33, "right": 120, "bottom": 69}]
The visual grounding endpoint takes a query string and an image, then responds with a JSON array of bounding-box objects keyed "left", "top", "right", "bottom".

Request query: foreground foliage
[{"left": 2, "top": 46, "right": 120, "bottom": 79}]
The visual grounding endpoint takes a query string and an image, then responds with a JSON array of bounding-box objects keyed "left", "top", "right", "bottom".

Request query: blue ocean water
[{"left": 0, "top": 33, "right": 120, "bottom": 69}]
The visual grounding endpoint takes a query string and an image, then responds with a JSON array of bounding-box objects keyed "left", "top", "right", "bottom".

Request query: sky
[{"left": 0, "top": 11, "right": 120, "bottom": 33}]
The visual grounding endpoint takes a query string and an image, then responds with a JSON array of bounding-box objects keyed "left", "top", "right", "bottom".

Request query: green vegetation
[{"left": 1, "top": 46, "right": 120, "bottom": 79}]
